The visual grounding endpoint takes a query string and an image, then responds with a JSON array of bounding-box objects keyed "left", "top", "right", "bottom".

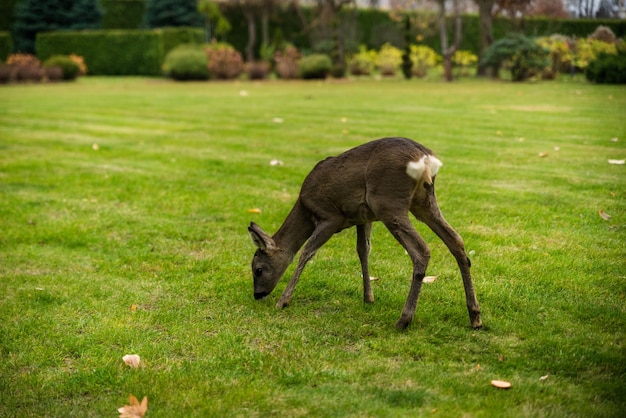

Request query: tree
[
  {"left": 145, "top": 0, "right": 202, "bottom": 28},
  {"left": 198, "top": 0, "right": 232, "bottom": 42},
  {"left": 13, "top": 0, "right": 101, "bottom": 54},
  {"left": 438, "top": 0, "right": 463, "bottom": 82},
  {"left": 475, "top": 0, "right": 495, "bottom": 76}
]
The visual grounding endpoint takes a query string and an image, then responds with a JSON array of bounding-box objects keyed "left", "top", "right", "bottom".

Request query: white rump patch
[{"left": 406, "top": 155, "right": 443, "bottom": 182}]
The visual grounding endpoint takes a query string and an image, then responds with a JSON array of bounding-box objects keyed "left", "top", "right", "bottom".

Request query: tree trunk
[
  {"left": 245, "top": 11, "right": 256, "bottom": 63},
  {"left": 476, "top": 0, "right": 494, "bottom": 77},
  {"left": 439, "top": 0, "right": 462, "bottom": 82}
]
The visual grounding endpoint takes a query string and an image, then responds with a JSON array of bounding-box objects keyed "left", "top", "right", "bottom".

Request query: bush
[
  {"left": 7, "top": 52, "right": 40, "bottom": 67},
  {"left": 585, "top": 51, "right": 626, "bottom": 84},
  {"left": 205, "top": 42, "right": 243, "bottom": 80},
  {"left": 589, "top": 25, "right": 616, "bottom": 44},
  {"left": 0, "top": 64, "right": 14, "bottom": 83},
  {"left": 481, "top": 34, "right": 549, "bottom": 81},
  {"left": 274, "top": 46, "right": 300, "bottom": 79},
  {"left": 163, "top": 44, "right": 209, "bottom": 81},
  {"left": 0, "top": 31, "right": 12, "bottom": 62},
  {"left": 536, "top": 35, "right": 574, "bottom": 78},
  {"left": 574, "top": 38, "right": 617, "bottom": 70},
  {"left": 452, "top": 49, "right": 478, "bottom": 77},
  {"left": 410, "top": 45, "right": 439, "bottom": 78},
  {"left": 45, "top": 66, "right": 63, "bottom": 82},
  {"left": 246, "top": 61, "right": 270, "bottom": 80},
  {"left": 42, "top": 55, "right": 81, "bottom": 80},
  {"left": 376, "top": 43, "right": 402, "bottom": 76},
  {"left": 70, "top": 54, "right": 88, "bottom": 75},
  {"left": 348, "top": 45, "right": 376, "bottom": 76},
  {"left": 298, "top": 54, "right": 332, "bottom": 79}
]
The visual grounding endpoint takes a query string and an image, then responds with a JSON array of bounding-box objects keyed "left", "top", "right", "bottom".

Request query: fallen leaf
[
  {"left": 272, "top": 117, "right": 283, "bottom": 123},
  {"left": 341, "top": 117, "right": 348, "bottom": 123},
  {"left": 598, "top": 209, "right": 612, "bottom": 221},
  {"left": 122, "top": 354, "right": 141, "bottom": 369},
  {"left": 540, "top": 374, "right": 549, "bottom": 381},
  {"left": 538, "top": 151, "right": 548, "bottom": 158},
  {"left": 130, "top": 304, "right": 137, "bottom": 312},
  {"left": 369, "top": 276, "right": 380, "bottom": 281},
  {"left": 610, "top": 137, "right": 618, "bottom": 142},
  {"left": 491, "top": 380, "right": 512, "bottom": 389},
  {"left": 608, "top": 159, "right": 625, "bottom": 165},
  {"left": 239, "top": 90, "right": 248, "bottom": 97},
  {"left": 92, "top": 143, "right": 99, "bottom": 151},
  {"left": 270, "top": 159, "right": 284, "bottom": 166},
  {"left": 554, "top": 146, "right": 560, "bottom": 151},
  {"left": 118, "top": 395, "right": 148, "bottom": 418},
  {"left": 247, "top": 208, "right": 262, "bottom": 214},
  {"left": 423, "top": 275, "right": 438, "bottom": 283}
]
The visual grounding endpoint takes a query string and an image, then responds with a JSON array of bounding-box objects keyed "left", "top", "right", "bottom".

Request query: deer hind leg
[
  {"left": 276, "top": 221, "right": 339, "bottom": 309},
  {"left": 412, "top": 204, "right": 482, "bottom": 330},
  {"left": 357, "top": 223, "right": 374, "bottom": 303},
  {"left": 381, "top": 216, "right": 431, "bottom": 330}
]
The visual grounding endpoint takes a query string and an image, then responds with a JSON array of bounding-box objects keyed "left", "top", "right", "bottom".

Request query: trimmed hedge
[
  {"left": 0, "top": 32, "right": 12, "bottom": 61},
  {"left": 36, "top": 27, "right": 203, "bottom": 76}
]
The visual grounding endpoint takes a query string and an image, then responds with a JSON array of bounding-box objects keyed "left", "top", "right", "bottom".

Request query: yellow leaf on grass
[
  {"left": 122, "top": 354, "right": 141, "bottom": 369},
  {"left": 491, "top": 380, "right": 512, "bottom": 389},
  {"left": 247, "top": 208, "right": 262, "bottom": 214},
  {"left": 423, "top": 275, "right": 438, "bottom": 283},
  {"left": 118, "top": 395, "right": 148, "bottom": 418},
  {"left": 598, "top": 209, "right": 612, "bottom": 221}
]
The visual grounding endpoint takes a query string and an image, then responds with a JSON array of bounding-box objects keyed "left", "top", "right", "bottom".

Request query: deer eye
[{"left": 254, "top": 268, "right": 263, "bottom": 278}]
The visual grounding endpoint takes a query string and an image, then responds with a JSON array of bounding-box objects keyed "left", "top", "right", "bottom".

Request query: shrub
[
  {"left": 481, "top": 34, "right": 549, "bottom": 81},
  {"left": 410, "top": 45, "right": 439, "bottom": 78},
  {"left": 70, "top": 54, "right": 88, "bottom": 75},
  {"left": 536, "top": 35, "right": 574, "bottom": 78},
  {"left": 45, "top": 66, "right": 64, "bottom": 82},
  {"left": 585, "top": 51, "right": 626, "bottom": 84},
  {"left": 376, "top": 43, "right": 402, "bottom": 76},
  {"left": 348, "top": 45, "right": 376, "bottom": 76},
  {"left": 274, "top": 46, "right": 300, "bottom": 79},
  {"left": 589, "top": 25, "right": 616, "bottom": 44},
  {"left": 7, "top": 53, "right": 40, "bottom": 67},
  {"left": 42, "top": 55, "right": 81, "bottom": 80},
  {"left": 163, "top": 44, "right": 209, "bottom": 81},
  {"left": 205, "top": 42, "right": 243, "bottom": 80},
  {"left": 574, "top": 38, "right": 617, "bottom": 70},
  {"left": 452, "top": 50, "right": 478, "bottom": 76},
  {"left": 246, "top": 61, "right": 270, "bottom": 80},
  {"left": 298, "top": 54, "right": 332, "bottom": 79},
  {"left": 0, "top": 64, "right": 15, "bottom": 83}
]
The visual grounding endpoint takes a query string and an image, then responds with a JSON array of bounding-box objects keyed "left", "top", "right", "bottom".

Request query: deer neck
[{"left": 273, "top": 199, "right": 315, "bottom": 257}]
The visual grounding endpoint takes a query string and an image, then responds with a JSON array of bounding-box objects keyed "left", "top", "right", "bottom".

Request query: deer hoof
[
  {"left": 394, "top": 316, "right": 412, "bottom": 330},
  {"left": 276, "top": 300, "right": 289, "bottom": 309}
]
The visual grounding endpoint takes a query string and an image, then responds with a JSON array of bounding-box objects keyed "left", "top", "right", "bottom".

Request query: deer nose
[{"left": 254, "top": 292, "right": 269, "bottom": 300}]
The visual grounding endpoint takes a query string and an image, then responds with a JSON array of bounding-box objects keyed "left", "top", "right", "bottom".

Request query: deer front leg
[
  {"left": 276, "top": 222, "right": 338, "bottom": 309},
  {"left": 357, "top": 223, "right": 375, "bottom": 304},
  {"left": 382, "top": 217, "right": 431, "bottom": 330}
]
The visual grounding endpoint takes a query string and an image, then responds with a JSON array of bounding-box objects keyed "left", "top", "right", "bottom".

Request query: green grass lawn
[{"left": 0, "top": 76, "right": 625, "bottom": 417}]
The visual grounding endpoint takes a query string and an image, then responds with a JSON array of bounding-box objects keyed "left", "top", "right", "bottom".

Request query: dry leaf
[
  {"left": 491, "top": 380, "right": 512, "bottom": 389},
  {"left": 608, "top": 159, "right": 625, "bottom": 165},
  {"left": 122, "top": 354, "right": 141, "bottom": 369},
  {"left": 598, "top": 209, "right": 611, "bottom": 221},
  {"left": 118, "top": 395, "right": 148, "bottom": 418},
  {"left": 369, "top": 276, "right": 379, "bottom": 281},
  {"left": 539, "top": 374, "right": 549, "bottom": 381},
  {"left": 269, "top": 159, "right": 284, "bottom": 166},
  {"left": 538, "top": 152, "right": 548, "bottom": 158},
  {"left": 239, "top": 90, "right": 248, "bottom": 97},
  {"left": 422, "top": 275, "right": 438, "bottom": 283},
  {"left": 272, "top": 117, "right": 283, "bottom": 123},
  {"left": 130, "top": 304, "right": 137, "bottom": 312},
  {"left": 92, "top": 143, "right": 99, "bottom": 151},
  {"left": 610, "top": 137, "right": 618, "bottom": 142},
  {"left": 247, "top": 208, "right": 262, "bottom": 214}
]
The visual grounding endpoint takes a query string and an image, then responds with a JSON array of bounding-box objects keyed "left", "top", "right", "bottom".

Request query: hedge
[
  {"left": 0, "top": 32, "right": 12, "bottom": 62},
  {"left": 36, "top": 28, "right": 203, "bottom": 76}
]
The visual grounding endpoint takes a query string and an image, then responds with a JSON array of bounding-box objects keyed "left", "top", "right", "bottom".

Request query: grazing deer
[{"left": 248, "top": 137, "right": 482, "bottom": 330}]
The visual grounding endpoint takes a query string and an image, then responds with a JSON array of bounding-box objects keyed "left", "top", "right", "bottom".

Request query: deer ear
[{"left": 248, "top": 222, "right": 276, "bottom": 252}]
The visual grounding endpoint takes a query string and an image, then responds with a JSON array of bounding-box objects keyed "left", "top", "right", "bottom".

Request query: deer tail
[{"left": 406, "top": 155, "right": 442, "bottom": 185}]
